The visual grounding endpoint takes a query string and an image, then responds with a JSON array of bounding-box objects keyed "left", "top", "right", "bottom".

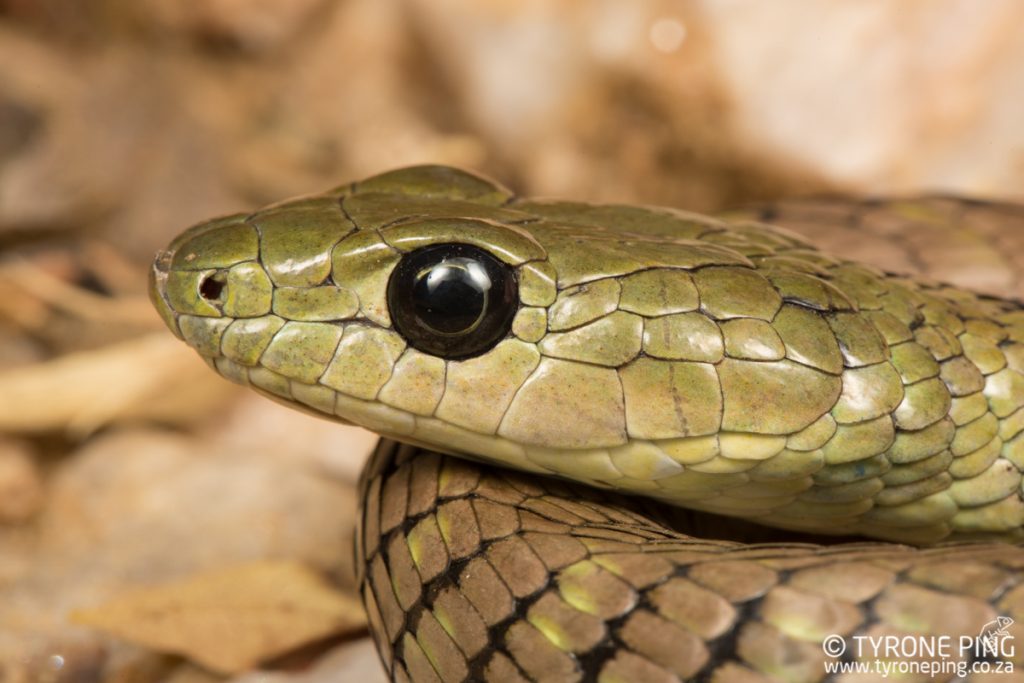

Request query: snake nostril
[{"left": 199, "top": 273, "right": 225, "bottom": 301}]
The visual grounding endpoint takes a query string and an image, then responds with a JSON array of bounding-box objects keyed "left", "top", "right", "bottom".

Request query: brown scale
[{"left": 359, "top": 441, "right": 1024, "bottom": 683}]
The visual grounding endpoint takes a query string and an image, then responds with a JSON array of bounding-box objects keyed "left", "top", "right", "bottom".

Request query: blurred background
[{"left": 0, "top": 1, "right": 1022, "bottom": 681}]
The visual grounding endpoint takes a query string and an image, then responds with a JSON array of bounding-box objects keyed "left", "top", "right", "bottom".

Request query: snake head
[
  {"left": 149, "top": 164, "right": 839, "bottom": 502},
  {"left": 151, "top": 163, "right": 825, "bottom": 497}
]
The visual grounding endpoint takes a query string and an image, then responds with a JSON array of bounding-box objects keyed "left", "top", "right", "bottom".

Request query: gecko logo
[{"left": 977, "top": 616, "right": 1015, "bottom": 657}]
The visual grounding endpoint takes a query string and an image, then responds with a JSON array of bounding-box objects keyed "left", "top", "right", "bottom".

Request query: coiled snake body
[{"left": 151, "top": 166, "right": 1024, "bottom": 682}]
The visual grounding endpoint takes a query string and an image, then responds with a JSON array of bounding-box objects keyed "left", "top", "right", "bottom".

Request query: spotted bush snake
[{"left": 150, "top": 165, "right": 1024, "bottom": 682}]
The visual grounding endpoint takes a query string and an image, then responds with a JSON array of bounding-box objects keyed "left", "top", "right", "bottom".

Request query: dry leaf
[
  {"left": 71, "top": 560, "right": 367, "bottom": 674},
  {"left": 0, "top": 332, "right": 238, "bottom": 434}
]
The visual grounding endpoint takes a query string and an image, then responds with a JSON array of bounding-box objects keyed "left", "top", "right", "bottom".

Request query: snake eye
[{"left": 387, "top": 243, "right": 518, "bottom": 359}]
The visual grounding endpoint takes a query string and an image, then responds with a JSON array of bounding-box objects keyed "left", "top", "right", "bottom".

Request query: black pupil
[{"left": 411, "top": 257, "right": 490, "bottom": 334}]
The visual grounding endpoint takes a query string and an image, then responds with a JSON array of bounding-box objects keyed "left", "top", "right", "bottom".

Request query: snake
[{"left": 149, "top": 165, "right": 1024, "bottom": 682}]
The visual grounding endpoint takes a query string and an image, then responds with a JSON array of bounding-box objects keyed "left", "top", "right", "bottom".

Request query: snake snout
[
  {"left": 149, "top": 252, "right": 183, "bottom": 340},
  {"left": 153, "top": 248, "right": 174, "bottom": 273}
]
